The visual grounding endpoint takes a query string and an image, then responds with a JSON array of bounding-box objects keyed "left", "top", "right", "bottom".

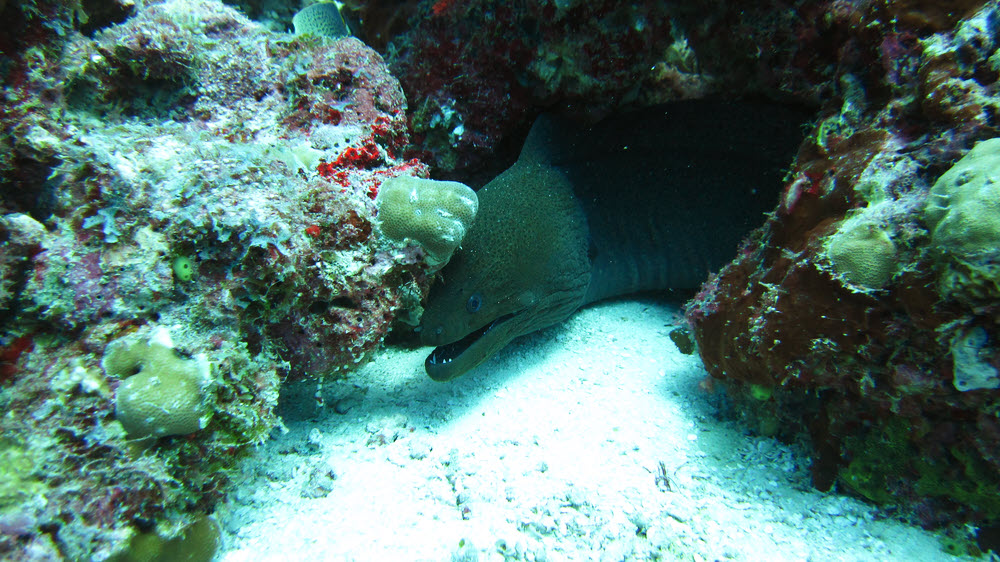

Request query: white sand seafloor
[{"left": 216, "top": 299, "right": 969, "bottom": 562}]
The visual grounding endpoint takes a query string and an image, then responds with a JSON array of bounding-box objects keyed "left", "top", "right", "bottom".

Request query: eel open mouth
[{"left": 425, "top": 312, "right": 516, "bottom": 379}]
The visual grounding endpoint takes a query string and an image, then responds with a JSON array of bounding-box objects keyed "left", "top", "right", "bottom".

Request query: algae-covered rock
[
  {"left": 950, "top": 326, "right": 1000, "bottom": 392},
  {"left": 0, "top": 438, "right": 46, "bottom": 512},
  {"left": 111, "top": 516, "right": 221, "bottom": 562}
]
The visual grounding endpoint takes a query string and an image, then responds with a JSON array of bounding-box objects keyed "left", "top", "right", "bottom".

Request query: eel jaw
[{"left": 425, "top": 312, "right": 517, "bottom": 381}]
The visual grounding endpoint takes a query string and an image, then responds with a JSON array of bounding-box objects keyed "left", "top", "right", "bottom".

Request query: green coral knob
[
  {"left": 749, "top": 384, "right": 774, "bottom": 401},
  {"left": 105, "top": 328, "right": 213, "bottom": 439},
  {"left": 172, "top": 256, "right": 195, "bottom": 282},
  {"left": 375, "top": 176, "right": 478, "bottom": 267}
]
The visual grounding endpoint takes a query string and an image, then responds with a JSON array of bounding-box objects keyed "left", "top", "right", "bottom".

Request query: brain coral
[
  {"left": 374, "top": 176, "right": 478, "bottom": 267},
  {"left": 823, "top": 217, "right": 899, "bottom": 290}
]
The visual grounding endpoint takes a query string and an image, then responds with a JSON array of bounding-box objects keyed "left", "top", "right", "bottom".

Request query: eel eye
[{"left": 466, "top": 293, "right": 483, "bottom": 313}]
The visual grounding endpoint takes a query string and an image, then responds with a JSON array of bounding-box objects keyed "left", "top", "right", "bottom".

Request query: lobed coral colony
[{"left": 3, "top": 0, "right": 1000, "bottom": 558}]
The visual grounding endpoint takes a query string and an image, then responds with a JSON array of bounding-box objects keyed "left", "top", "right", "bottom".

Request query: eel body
[{"left": 419, "top": 100, "right": 807, "bottom": 380}]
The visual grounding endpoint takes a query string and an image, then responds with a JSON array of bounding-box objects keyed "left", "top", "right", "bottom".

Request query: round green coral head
[
  {"left": 749, "top": 384, "right": 774, "bottom": 401},
  {"left": 824, "top": 219, "right": 898, "bottom": 290},
  {"left": 924, "top": 138, "right": 1000, "bottom": 301},
  {"left": 926, "top": 138, "right": 1000, "bottom": 260}
]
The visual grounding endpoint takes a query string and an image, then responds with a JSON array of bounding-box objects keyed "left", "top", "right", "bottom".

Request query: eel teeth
[{"left": 427, "top": 312, "right": 516, "bottom": 365}]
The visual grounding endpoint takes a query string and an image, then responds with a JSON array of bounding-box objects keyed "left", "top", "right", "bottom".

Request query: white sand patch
[{"left": 217, "top": 298, "right": 965, "bottom": 561}]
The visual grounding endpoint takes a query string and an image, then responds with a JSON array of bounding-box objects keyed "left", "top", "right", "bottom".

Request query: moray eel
[{"left": 419, "top": 100, "right": 807, "bottom": 381}]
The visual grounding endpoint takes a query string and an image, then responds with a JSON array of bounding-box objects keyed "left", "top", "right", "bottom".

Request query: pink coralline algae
[
  {"left": 282, "top": 38, "right": 409, "bottom": 145},
  {"left": 0, "top": 0, "right": 441, "bottom": 559}
]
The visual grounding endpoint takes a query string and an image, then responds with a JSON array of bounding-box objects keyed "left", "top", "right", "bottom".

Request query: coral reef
[
  {"left": 377, "top": 0, "right": 881, "bottom": 181},
  {"left": 0, "top": 0, "right": 440, "bottom": 559},
  {"left": 685, "top": 0, "right": 1000, "bottom": 531},
  {"left": 4, "top": 0, "right": 1000, "bottom": 557}
]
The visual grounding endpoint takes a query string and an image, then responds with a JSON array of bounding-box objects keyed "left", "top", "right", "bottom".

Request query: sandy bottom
[{"left": 216, "top": 298, "right": 965, "bottom": 562}]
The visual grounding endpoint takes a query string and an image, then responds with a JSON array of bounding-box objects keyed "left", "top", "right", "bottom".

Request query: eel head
[{"left": 418, "top": 162, "right": 591, "bottom": 381}]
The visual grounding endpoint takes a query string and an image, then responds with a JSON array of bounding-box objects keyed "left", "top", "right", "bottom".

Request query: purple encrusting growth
[{"left": 0, "top": 0, "right": 436, "bottom": 559}]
